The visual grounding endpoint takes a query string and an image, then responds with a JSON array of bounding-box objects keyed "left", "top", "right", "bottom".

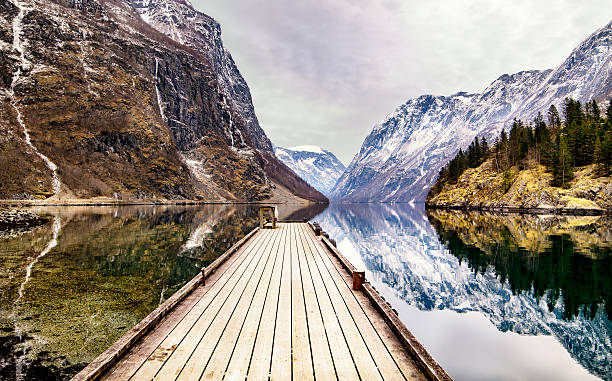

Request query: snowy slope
[
  {"left": 332, "top": 20, "right": 612, "bottom": 202},
  {"left": 274, "top": 145, "right": 346, "bottom": 196}
]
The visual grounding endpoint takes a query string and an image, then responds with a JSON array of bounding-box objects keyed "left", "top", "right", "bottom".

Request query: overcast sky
[{"left": 192, "top": 0, "right": 611, "bottom": 165}]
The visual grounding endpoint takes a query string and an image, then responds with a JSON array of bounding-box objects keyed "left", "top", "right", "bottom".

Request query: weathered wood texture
[{"left": 76, "top": 223, "right": 446, "bottom": 381}]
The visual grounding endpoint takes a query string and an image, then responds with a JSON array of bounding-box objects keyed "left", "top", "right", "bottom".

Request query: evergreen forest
[{"left": 430, "top": 98, "right": 612, "bottom": 195}]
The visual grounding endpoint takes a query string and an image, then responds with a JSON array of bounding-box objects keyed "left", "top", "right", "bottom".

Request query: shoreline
[
  {"left": 425, "top": 203, "right": 611, "bottom": 216},
  {"left": 0, "top": 199, "right": 329, "bottom": 208}
]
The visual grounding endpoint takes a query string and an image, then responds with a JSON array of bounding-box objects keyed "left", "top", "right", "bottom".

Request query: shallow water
[
  {"left": 0, "top": 203, "right": 323, "bottom": 380},
  {"left": 314, "top": 203, "right": 612, "bottom": 381}
]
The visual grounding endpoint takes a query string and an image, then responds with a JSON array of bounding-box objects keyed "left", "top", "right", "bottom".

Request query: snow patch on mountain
[
  {"left": 274, "top": 145, "right": 346, "bottom": 196},
  {"left": 288, "top": 145, "right": 325, "bottom": 154},
  {"left": 332, "top": 20, "right": 612, "bottom": 202}
]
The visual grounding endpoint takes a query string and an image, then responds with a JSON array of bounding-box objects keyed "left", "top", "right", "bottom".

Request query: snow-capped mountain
[
  {"left": 332, "top": 20, "right": 612, "bottom": 202},
  {"left": 314, "top": 203, "right": 612, "bottom": 379},
  {"left": 274, "top": 145, "right": 346, "bottom": 196}
]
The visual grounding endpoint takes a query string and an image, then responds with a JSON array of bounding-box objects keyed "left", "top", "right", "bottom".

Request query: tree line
[{"left": 431, "top": 97, "right": 612, "bottom": 194}]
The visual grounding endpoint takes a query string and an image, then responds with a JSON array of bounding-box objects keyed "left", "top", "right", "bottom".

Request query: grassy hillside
[{"left": 427, "top": 159, "right": 611, "bottom": 212}]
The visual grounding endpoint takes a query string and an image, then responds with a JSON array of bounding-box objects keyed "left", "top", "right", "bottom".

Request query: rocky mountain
[
  {"left": 0, "top": 0, "right": 326, "bottom": 202},
  {"left": 274, "top": 145, "right": 346, "bottom": 196},
  {"left": 314, "top": 203, "right": 612, "bottom": 379},
  {"left": 332, "top": 20, "right": 612, "bottom": 202}
]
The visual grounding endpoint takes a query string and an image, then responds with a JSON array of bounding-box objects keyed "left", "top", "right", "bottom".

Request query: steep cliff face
[
  {"left": 0, "top": 0, "right": 326, "bottom": 202},
  {"left": 129, "top": 0, "right": 274, "bottom": 153},
  {"left": 332, "top": 20, "right": 612, "bottom": 203}
]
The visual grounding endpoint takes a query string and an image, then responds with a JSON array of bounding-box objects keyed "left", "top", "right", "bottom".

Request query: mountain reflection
[
  {"left": 427, "top": 210, "right": 612, "bottom": 321},
  {"left": 0, "top": 205, "right": 260, "bottom": 380},
  {"left": 315, "top": 203, "right": 612, "bottom": 380}
]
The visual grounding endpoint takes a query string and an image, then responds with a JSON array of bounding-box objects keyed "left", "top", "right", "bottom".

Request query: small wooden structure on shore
[{"left": 72, "top": 222, "right": 450, "bottom": 381}]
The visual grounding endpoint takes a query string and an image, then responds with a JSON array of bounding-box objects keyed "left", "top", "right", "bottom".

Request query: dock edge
[
  {"left": 310, "top": 222, "right": 453, "bottom": 381},
  {"left": 71, "top": 227, "right": 260, "bottom": 381}
]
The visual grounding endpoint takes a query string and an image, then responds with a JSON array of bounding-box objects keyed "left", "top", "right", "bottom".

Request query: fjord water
[
  {"left": 0, "top": 204, "right": 324, "bottom": 380},
  {"left": 315, "top": 203, "right": 611, "bottom": 381},
  {"left": 2, "top": 203, "right": 609, "bottom": 380}
]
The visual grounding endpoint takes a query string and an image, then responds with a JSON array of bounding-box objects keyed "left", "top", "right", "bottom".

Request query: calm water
[
  {"left": 1, "top": 203, "right": 610, "bottom": 380},
  {"left": 314, "top": 203, "right": 612, "bottom": 381},
  {"left": 0, "top": 203, "right": 323, "bottom": 380}
]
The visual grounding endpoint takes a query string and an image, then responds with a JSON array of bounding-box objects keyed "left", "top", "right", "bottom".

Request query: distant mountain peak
[
  {"left": 275, "top": 146, "right": 346, "bottom": 196},
  {"left": 287, "top": 145, "right": 326, "bottom": 154}
]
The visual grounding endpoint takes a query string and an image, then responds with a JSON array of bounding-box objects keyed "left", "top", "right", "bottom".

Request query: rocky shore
[
  {"left": 427, "top": 162, "right": 612, "bottom": 215},
  {"left": 0, "top": 209, "right": 49, "bottom": 229}
]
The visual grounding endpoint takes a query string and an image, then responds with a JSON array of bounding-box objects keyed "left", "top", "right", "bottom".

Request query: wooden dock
[{"left": 73, "top": 222, "right": 450, "bottom": 380}]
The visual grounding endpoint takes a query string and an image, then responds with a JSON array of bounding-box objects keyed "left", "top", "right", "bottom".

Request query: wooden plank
[
  {"left": 175, "top": 227, "right": 279, "bottom": 380},
  {"left": 100, "top": 228, "right": 261, "bottom": 380},
  {"left": 153, "top": 229, "right": 277, "bottom": 381},
  {"left": 291, "top": 224, "right": 315, "bottom": 380},
  {"left": 300, "top": 225, "right": 360, "bottom": 380},
  {"left": 100, "top": 287, "right": 208, "bottom": 381},
  {"left": 301, "top": 224, "right": 411, "bottom": 380},
  {"left": 246, "top": 224, "right": 289, "bottom": 380},
  {"left": 130, "top": 230, "right": 271, "bottom": 380},
  {"left": 222, "top": 225, "right": 286, "bottom": 381},
  {"left": 269, "top": 224, "right": 293, "bottom": 380},
  {"left": 301, "top": 225, "right": 383, "bottom": 381},
  {"left": 200, "top": 226, "right": 284, "bottom": 380},
  {"left": 295, "top": 223, "right": 336, "bottom": 380},
  {"left": 83, "top": 222, "right": 442, "bottom": 381},
  {"left": 361, "top": 283, "right": 451, "bottom": 381}
]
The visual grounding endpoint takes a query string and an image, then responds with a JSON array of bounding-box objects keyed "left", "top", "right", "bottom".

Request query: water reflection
[
  {"left": 427, "top": 210, "right": 612, "bottom": 321},
  {"left": 314, "top": 203, "right": 611, "bottom": 381},
  {"left": 0, "top": 203, "right": 321, "bottom": 380}
]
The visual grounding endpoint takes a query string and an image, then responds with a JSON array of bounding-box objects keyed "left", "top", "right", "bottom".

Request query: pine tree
[
  {"left": 480, "top": 137, "right": 489, "bottom": 159},
  {"left": 603, "top": 131, "right": 612, "bottom": 176},
  {"left": 594, "top": 135, "right": 604, "bottom": 175},
  {"left": 548, "top": 104, "right": 561, "bottom": 129},
  {"left": 564, "top": 98, "right": 584, "bottom": 127},
  {"left": 552, "top": 135, "right": 574, "bottom": 187},
  {"left": 533, "top": 113, "right": 548, "bottom": 163},
  {"left": 501, "top": 170, "right": 513, "bottom": 193},
  {"left": 587, "top": 100, "right": 601, "bottom": 121}
]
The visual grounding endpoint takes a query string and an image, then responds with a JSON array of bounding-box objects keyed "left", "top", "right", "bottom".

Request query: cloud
[{"left": 193, "top": 0, "right": 611, "bottom": 164}]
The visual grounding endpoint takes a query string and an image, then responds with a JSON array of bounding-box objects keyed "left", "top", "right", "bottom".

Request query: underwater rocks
[{"left": 0, "top": 209, "right": 48, "bottom": 229}]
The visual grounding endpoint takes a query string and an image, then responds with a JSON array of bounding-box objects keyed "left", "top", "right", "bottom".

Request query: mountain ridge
[{"left": 332, "top": 19, "right": 612, "bottom": 202}]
